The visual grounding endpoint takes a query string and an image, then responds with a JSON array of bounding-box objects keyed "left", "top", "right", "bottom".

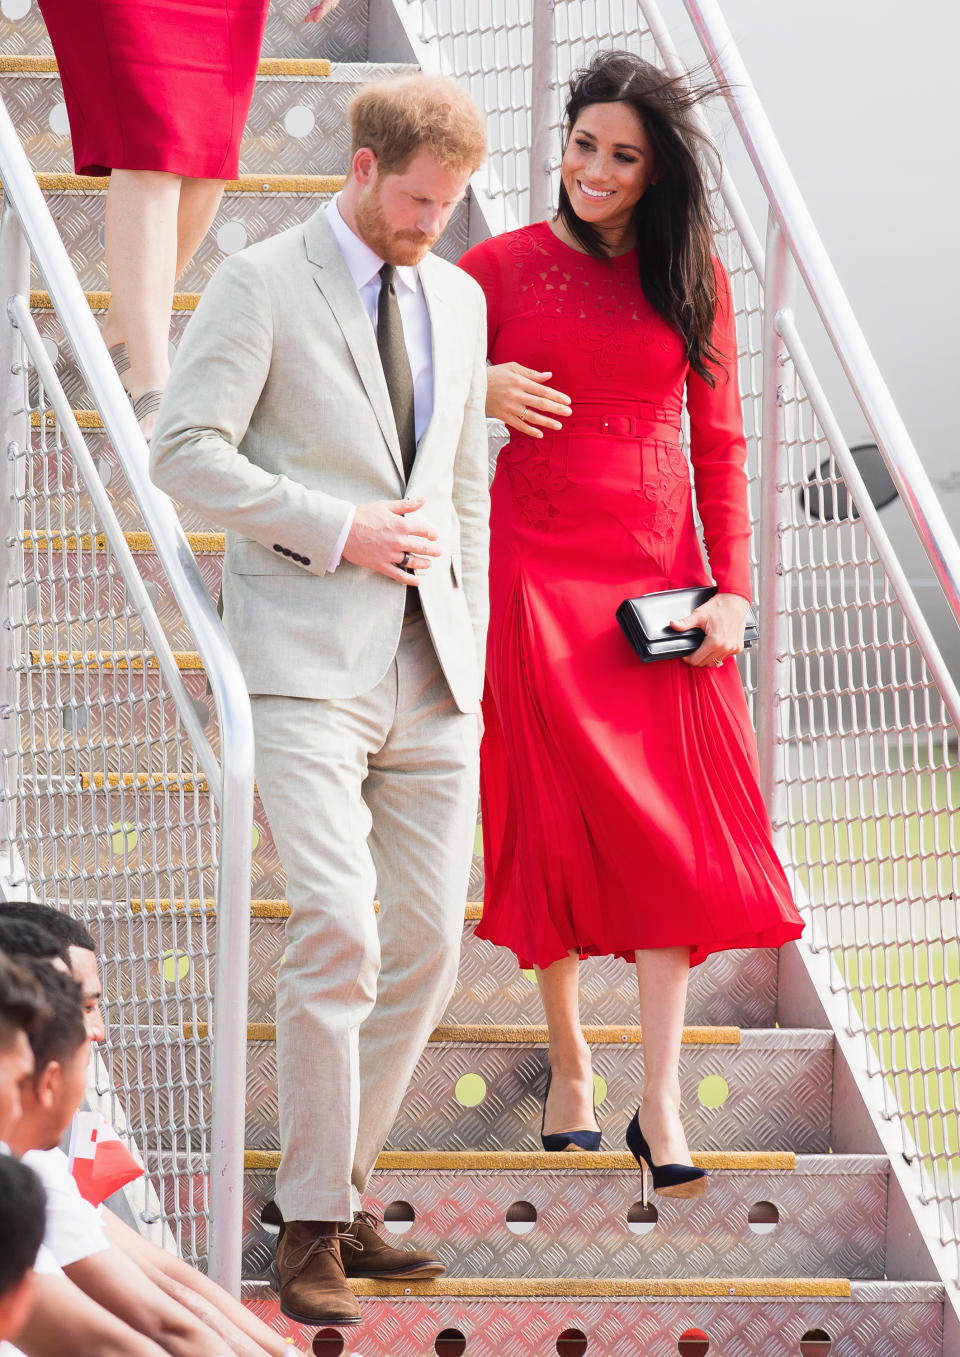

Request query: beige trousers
[{"left": 252, "top": 614, "right": 479, "bottom": 1223}]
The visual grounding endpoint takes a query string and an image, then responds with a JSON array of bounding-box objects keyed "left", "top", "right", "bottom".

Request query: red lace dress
[{"left": 458, "top": 222, "right": 803, "bottom": 969}]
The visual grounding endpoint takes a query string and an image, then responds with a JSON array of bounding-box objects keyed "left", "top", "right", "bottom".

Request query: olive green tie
[{"left": 376, "top": 263, "right": 417, "bottom": 481}]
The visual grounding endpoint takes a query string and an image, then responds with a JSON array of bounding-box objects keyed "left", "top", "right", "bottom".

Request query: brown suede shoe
[
  {"left": 342, "top": 1210, "right": 445, "bottom": 1279},
  {"left": 276, "top": 1219, "right": 362, "bottom": 1326}
]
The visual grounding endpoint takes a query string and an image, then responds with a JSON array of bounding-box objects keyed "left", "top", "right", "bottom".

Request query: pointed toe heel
[
  {"left": 626, "top": 1109, "right": 707, "bottom": 1207},
  {"left": 539, "top": 1067, "right": 602, "bottom": 1153}
]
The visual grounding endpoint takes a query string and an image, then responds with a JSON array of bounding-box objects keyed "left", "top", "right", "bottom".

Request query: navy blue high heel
[
  {"left": 540, "top": 1067, "right": 602, "bottom": 1152},
  {"left": 626, "top": 1109, "right": 707, "bottom": 1206}
]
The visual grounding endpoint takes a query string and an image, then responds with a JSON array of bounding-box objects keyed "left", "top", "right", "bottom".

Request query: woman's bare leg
[
  {"left": 536, "top": 952, "right": 599, "bottom": 1135},
  {"left": 174, "top": 178, "right": 225, "bottom": 280},
  {"left": 101, "top": 170, "right": 180, "bottom": 407},
  {"left": 101, "top": 173, "right": 224, "bottom": 436},
  {"left": 634, "top": 945, "right": 694, "bottom": 1164}
]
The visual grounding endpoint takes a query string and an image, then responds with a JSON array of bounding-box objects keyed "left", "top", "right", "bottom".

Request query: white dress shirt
[{"left": 323, "top": 195, "right": 435, "bottom": 571}]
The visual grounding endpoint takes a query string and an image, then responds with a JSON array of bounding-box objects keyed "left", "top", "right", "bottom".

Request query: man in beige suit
[{"left": 150, "top": 76, "right": 489, "bottom": 1327}]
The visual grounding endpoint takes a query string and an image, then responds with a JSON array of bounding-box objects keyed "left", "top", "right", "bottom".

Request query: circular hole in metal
[
  {"left": 1, "top": 0, "right": 31, "bottom": 22},
  {"left": 697, "top": 1074, "right": 729, "bottom": 1108},
  {"left": 747, "top": 1200, "right": 780, "bottom": 1233},
  {"left": 93, "top": 455, "right": 112, "bottom": 488},
  {"left": 799, "top": 1331, "right": 832, "bottom": 1356},
  {"left": 144, "top": 580, "right": 161, "bottom": 609},
  {"left": 556, "top": 1329, "right": 588, "bottom": 1357},
  {"left": 62, "top": 703, "right": 87, "bottom": 733},
  {"left": 49, "top": 101, "right": 70, "bottom": 136},
  {"left": 191, "top": 696, "right": 212, "bottom": 730},
  {"left": 284, "top": 105, "right": 316, "bottom": 138},
  {"left": 260, "top": 1199, "right": 282, "bottom": 1233},
  {"left": 505, "top": 1200, "right": 537, "bottom": 1235},
  {"left": 216, "top": 221, "right": 248, "bottom": 254},
  {"left": 677, "top": 1329, "right": 710, "bottom": 1356},
  {"left": 434, "top": 1329, "right": 466, "bottom": 1357},
  {"left": 626, "top": 1200, "right": 659, "bottom": 1234},
  {"left": 383, "top": 1200, "right": 415, "bottom": 1234},
  {"left": 311, "top": 1331, "right": 344, "bottom": 1357},
  {"left": 454, "top": 1072, "right": 486, "bottom": 1107}
]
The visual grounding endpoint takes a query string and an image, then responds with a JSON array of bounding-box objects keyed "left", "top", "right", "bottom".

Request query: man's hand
[
  {"left": 342, "top": 497, "right": 441, "bottom": 583},
  {"left": 670, "top": 592, "right": 750, "bottom": 668}
]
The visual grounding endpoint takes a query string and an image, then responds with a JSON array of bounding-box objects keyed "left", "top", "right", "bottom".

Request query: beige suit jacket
[{"left": 150, "top": 208, "right": 490, "bottom": 712}]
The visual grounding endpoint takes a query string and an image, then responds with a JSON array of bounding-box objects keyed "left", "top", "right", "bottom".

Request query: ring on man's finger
[{"left": 399, "top": 551, "right": 411, "bottom": 569}]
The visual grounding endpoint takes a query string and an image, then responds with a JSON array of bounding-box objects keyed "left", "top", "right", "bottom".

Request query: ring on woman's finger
[
  {"left": 713, "top": 658, "right": 724, "bottom": 667},
  {"left": 399, "top": 551, "right": 411, "bottom": 569},
  {"left": 519, "top": 406, "right": 528, "bottom": 422}
]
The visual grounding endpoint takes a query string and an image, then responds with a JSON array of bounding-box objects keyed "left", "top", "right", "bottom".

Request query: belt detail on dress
[{"left": 561, "top": 412, "right": 680, "bottom": 441}]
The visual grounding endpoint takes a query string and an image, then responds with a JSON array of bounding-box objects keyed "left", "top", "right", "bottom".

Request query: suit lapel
[
  {"left": 409, "top": 254, "right": 454, "bottom": 487},
  {"left": 303, "top": 210, "right": 405, "bottom": 480}
]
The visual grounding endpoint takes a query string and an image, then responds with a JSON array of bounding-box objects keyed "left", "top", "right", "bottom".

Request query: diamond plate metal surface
[
  {"left": 241, "top": 1285, "right": 944, "bottom": 1357},
  {"left": 222, "top": 1033, "right": 835, "bottom": 1154},
  {"left": 7, "top": 68, "right": 418, "bottom": 175},
  {"left": 118, "top": 910, "right": 777, "bottom": 1028},
  {"left": 0, "top": 0, "right": 370, "bottom": 60},
  {"left": 239, "top": 1155, "right": 888, "bottom": 1282},
  {"left": 18, "top": 185, "right": 469, "bottom": 294}
]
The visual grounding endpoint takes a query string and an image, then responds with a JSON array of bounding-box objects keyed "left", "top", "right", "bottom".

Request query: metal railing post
[
  {"left": 756, "top": 209, "right": 793, "bottom": 852},
  {"left": 529, "top": 0, "right": 558, "bottom": 223},
  {"left": 0, "top": 204, "right": 29, "bottom": 896}
]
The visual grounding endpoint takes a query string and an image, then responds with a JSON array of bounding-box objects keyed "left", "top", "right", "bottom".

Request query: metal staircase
[{"left": 1, "top": 0, "right": 958, "bottom": 1353}]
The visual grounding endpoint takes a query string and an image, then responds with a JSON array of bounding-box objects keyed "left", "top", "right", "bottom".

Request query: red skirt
[{"left": 38, "top": 0, "right": 270, "bottom": 178}]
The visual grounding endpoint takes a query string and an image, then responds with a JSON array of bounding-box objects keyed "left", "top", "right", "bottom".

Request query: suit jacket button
[
  {"left": 272, "top": 543, "right": 282, "bottom": 553},
  {"left": 292, "top": 552, "right": 302, "bottom": 563},
  {"left": 301, "top": 556, "right": 311, "bottom": 566},
  {"left": 282, "top": 547, "right": 292, "bottom": 556}
]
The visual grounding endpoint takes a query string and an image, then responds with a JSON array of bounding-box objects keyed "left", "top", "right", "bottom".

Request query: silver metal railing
[
  {"left": 403, "top": 0, "right": 960, "bottom": 1300},
  {"left": 0, "top": 93, "right": 254, "bottom": 1292}
]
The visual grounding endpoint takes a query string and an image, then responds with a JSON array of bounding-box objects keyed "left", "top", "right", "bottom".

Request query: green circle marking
[
  {"left": 110, "top": 821, "right": 138, "bottom": 855},
  {"left": 251, "top": 823, "right": 262, "bottom": 851},
  {"left": 521, "top": 968, "right": 537, "bottom": 985},
  {"left": 160, "top": 950, "right": 190, "bottom": 984},
  {"left": 472, "top": 825, "right": 483, "bottom": 857},
  {"left": 454, "top": 1072, "right": 487, "bottom": 1107},
  {"left": 698, "top": 1074, "right": 730, "bottom": 1108},
  {"left": 593, "top": 1072, "right": 608, "bottom": 1108}
]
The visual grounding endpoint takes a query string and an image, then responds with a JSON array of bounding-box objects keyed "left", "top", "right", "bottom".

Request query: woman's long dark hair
[{"left": 557, "top": 52, "right": 726, "bottom": 385}]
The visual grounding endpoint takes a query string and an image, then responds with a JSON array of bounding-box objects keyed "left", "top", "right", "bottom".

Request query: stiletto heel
[
  {"left": 540, "top": 1066, "right": 602, "bottom": 1153},
  {"left": 626, "top": 1109, "right": 707, "bottom": 1199}
]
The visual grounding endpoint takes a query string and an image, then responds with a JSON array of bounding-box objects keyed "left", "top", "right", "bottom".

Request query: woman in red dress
[
  {"left": 459, "top": 52, "right": 803, "bottom": 1198},
  {"left": 35, "top": 0, "right": 322, "bottom": 435}
]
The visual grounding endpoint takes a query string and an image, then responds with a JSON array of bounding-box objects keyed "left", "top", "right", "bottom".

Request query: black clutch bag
[{"left": 616, "top": 584, "right": 758, "bottom": 663}]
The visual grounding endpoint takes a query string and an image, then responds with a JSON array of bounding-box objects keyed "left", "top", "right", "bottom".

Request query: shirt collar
[{"left": 327, "top": 195, "right": 420, "bottom": 295}]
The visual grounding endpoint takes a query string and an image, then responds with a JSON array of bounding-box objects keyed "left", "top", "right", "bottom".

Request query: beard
[{"left": 354, "top": 186, "right": 436, "bottom": 266}]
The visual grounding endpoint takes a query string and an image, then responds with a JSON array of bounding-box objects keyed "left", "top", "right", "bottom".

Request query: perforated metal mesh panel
[{"left": 0, "top": 308, "right": 221, "bottom": 1265}]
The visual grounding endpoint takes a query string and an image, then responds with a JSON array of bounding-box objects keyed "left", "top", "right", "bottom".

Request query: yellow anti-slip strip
[
  {"left": 0, "top": 55, "right": 333, "bottom": 76},
  {"left": 33, "top": 650, "right": 203, "bottom": 670},
  {"left": 23, "top": 173, "right": 344, "bottom": 194},
  {"left": 243, "top": 1149, "right": 796, "bottom": 1173},
  {"left": 78, "top": 772, "right": 209, "bottom": 793},
  {"left": 349, "top": 1277, "right": 851, "bottom": 1299},
  {"left": 31, "top": 291, "right": 200, "bottom": 311},
  {"left": 187, "top": 1021, "right": 740, "bottom": 1044},
  {"left": 132, "top": 899, "right": 484, "bottom": 921},
  {"left": 25, "top": 530, "right": 225, "bottom": 554},
  {"left": 30, "top": 409, "right": 102, "bottom": 429}
]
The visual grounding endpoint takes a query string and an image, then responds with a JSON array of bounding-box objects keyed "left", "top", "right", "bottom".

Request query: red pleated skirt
[
  {"left": 37, "top": 0, "right": 270, "bottom": 178},
  {"left": 478, "top": 425, "right": 805, "bottom": 971}
]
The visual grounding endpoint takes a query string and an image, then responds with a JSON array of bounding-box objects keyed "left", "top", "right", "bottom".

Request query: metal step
[
  {"left": 110, "top": 1028, "right": 835, "bottom": 1154},
  {"left": 237, "top": 1151, "right": 888, "bottom": 1283},
  {"left": 0, "top": 0, "right": 371, "bottom": 62},
  {"left": 4, "top": 64, "right": 418, "bottom": 175},
  {"left": 108, "top": 901, "right": 778, "bottom": 1029},
  {"left": 239, "top": 1279, "right": 944, "bottom": 1357},
  {"left": 25, "top": 181, "right": 470, "bottom": 294}
]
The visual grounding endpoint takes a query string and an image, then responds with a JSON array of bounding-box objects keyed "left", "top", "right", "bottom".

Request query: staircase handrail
[
  {"left": 0, "top": 93, "right": 254, "bottom": 1294},
  {"left": 671, "top": 0, "right": 960, "bottom": 638}
]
